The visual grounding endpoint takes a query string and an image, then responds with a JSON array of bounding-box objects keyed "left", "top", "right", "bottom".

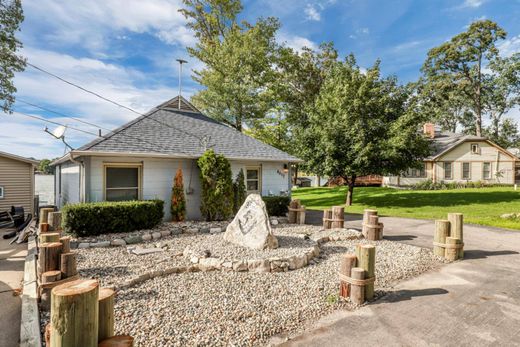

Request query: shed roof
[{"left": 0, "top": 150, "right": 39, "bottom": 166}]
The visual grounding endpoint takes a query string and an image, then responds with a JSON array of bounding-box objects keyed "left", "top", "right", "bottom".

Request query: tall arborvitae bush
[
  {"left": 198, "top": 149, "right": 234, "bottom": 221},
  {"left": 171, "top": 168, "right": 186, "bottom": 221},
  {"left": 233, "top": 169, "right": 247, "bottom": 213}
]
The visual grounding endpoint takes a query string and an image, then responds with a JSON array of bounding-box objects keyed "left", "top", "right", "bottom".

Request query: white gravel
[{"left": 43, "top": 225, "right": 445, "bottom": 346}]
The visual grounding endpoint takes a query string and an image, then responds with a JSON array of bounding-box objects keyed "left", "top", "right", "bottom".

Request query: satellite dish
[{"left": 52, "top": 125, "right": 66, "bottom": 139}]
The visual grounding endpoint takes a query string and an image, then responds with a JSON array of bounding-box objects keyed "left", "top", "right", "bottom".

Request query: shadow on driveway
[
  {"left": 376, "top": 288, "right": 449, "bottom": 304},
  {"left": 463, "top": 249, "right": 519, "bottom": 259}
]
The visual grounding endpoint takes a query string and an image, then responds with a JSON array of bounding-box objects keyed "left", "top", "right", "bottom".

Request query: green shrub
[
  {"left": 171, "top": 168, "right": 186, "bottom": 221},
  {"left": 233, "top": 169, "right": 247, "bottom": 213},
  {"left": 262, "top": 196, "right": 291, "bottom": 216},
  {"left": 411, "top": 179, "right": 511, "bottom": 191},
  {"left": 62, "top": 200, "right": 164, "bottom": 236},
  {"left": 198, "top": 149, "right": 234, "bottom": 221}
]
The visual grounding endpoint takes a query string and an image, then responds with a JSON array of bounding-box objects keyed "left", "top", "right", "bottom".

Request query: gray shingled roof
[
  {"left": 76, "top": 100, "right": 300, "bottom": 162},
  {"left": 427, "top": 132, "right": 488, "bottom": 159}
]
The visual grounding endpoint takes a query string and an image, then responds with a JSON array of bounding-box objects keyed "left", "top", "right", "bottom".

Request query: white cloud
[
  {"left": 277, "top": 33, "right": 317, "bottom": 52},
  {"left": 498, "top": 35, "right": 520, "bottom": 57},
  {"left": 304, "top": 4, "right": 321, "bottom": 21},
  {"left": 391, "top": 40, "right": 424, "bottom": 52},
  {"left": 461, "top": 0, "right": 485, "bottom": 8},
  {"left": 22, "top": 0, "right": 196, "bottom": 52},
  {"left": 349, "top": 27, "right": 370, "bottom": 40}
]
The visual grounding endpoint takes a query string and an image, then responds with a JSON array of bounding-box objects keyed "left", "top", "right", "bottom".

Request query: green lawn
[{"left": 292, "top": 186, "right": 520, "bottom": 230}]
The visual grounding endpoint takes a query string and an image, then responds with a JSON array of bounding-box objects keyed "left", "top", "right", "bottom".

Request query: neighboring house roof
[
  {"left": 427, "top": 131, "right": 516, "bottom": 160},
  {"left": 0, "top": 150, "right": 39, "bottom": 166},
  {"left": 53, "top": 96, "right": 301, "bottom": 164}
]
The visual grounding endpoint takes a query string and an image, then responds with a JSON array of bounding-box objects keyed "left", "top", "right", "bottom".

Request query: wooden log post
[
  {"left": 42, "top": 270, "right": 62, "bottom": 284},
  {"left": 288, "top": 199, "right": 300, "bottom": 224},
  {"left": 60, "top": 252, "right": 77, "bottom": 279},
  {"left": 98, "top": 288, "right": 116, "bottom": 342},
  {"left": 48, "top": 211, "right": 63, "bottom": 231},
  {"left": 50, "top": 279, "right": 99, "bottom": 347},
  {"left": 349, "top": 267, "right": 365, "bottom": 305},
  {"left": 433, "top": 220, "right": 450, "bottom": 257},
  {"left": 297, "top": 205, "right": 306, "bottom": 225},
  {"left": 339, "top": 254, "right": 357, "bottom": 298},
  {"left": 60, "top": 236, "right": 71, "bottom": 254},
  {"left": 448, "top": 213, "right": 464, "bottom": 259},
  {"left": 98, "top": 335, "right": 134, "bottom": 347},
  {"left": 40, "top": 233, "right": 61, "bottom": 244},
  {"left": 40, "top": 223, "right": 50, "bottom": 233},
  {"left": 362, "top": 209, "right": 378, "bottom": 237},
  {"left": 445, "top": 237, "right": 462, "bottom": 261},
  {"left": 358, "top": 244, "right": 376, "bottom": 300},
  {"left": 45, "top": 323, "right": 52, "bottom": 347},
  {"left": 331, "top": 206, "right": 345, "bottom": 229},
  {"left": 39, "top": 242, "right": 62, "bottom": 275},
  {"left": 322, "top": 209, "right": 332, "bottom": 229},
  {"left": 365, "top": 215, "right": 380, "bottom": 241},
  {"left": 40, "top": 207, "right": 54, "bottom": 226}
]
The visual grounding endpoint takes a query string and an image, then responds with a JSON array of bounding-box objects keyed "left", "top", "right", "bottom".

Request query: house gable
[{"left": 434, "top": 139, "right": 517, "bottom": 162}]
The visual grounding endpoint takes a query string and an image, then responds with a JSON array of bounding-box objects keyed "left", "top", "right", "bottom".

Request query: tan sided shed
[{"left": 0, "top": 151, "right": 38, "bottom": 215}]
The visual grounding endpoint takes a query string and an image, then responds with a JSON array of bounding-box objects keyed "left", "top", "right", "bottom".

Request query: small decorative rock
[
  {"left": 210, "top": 227, "right": 222, "bottom": 234},
  {"left": 152, "top": 232, "right": 162, "bottom": 240},
  {"left": 200, "top": 228, "right": 210, "bottom": 234},
  {"left": 78, "top": 243, "right": 90, "bottom": 249},
  {"left": 142, "top": 233, "right": 152, "bottom": 241},
  {"left": 160, "top": 230, "right": 171, "bottom": 237},
  {"left": 91, "top": 241, "right": 110, "bottom": 248},
  {"left": 186, "top": 228, "right": 199, "bottom": 233},
  {"left": 171, "top": 227, "right": 182, "bottom": 235},
  {"left": 124, "top": 235, "right": 142, "bottom": 245},
  {"left": 270, "top": 219, "right": 279, "bottom": 226},
  {"left": 110, "top": 239, "right": 126, "bottom": 247}
]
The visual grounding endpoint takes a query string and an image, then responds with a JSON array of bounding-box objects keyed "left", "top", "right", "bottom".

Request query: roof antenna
[{"left": 176, "top": 58, "right": 188, "bottom": 109}]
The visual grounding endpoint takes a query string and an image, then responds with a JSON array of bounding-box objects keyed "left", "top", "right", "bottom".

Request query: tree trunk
[
  {"left": 345, "top": 175, "right": 356, "bottom": 206},
  {"left": 293, "top": 164, "right": 298, "bottom": 186}
]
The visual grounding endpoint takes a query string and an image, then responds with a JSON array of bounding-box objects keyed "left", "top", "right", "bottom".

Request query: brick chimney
[{"left": 423, "top": 123, "right": 435, "bottom": 138}]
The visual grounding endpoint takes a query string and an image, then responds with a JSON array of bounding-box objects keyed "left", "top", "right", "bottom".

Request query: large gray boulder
[{"left": 224, "top": 194, "right": 278, "bottom": 250}]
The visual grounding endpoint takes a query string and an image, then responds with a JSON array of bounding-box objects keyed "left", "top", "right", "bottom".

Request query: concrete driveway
[
  {"left": 0, "top": 230, "right": 27, "bottom": 347},
  {"left": 279, "top": 211, "right": 520, "bottom": 346}
]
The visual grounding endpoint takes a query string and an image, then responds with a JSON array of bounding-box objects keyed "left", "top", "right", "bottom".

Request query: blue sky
[{"left": 3, "top": 0, "right": 520, "bottom": 159}]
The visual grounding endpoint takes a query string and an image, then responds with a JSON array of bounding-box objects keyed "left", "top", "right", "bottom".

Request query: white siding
[
  {"left": 230, "top": 161, "right": 290, "bottom": 196},
  {"left": 59, "top": 162, "right": 80, "bottom": 207}
]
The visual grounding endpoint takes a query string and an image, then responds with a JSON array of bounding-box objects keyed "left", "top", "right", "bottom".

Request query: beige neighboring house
[
  {"left": 0, "top": 151, "right": 38, "bottom": 215},
  {"left": 383, "top": 123, "right": 519, "bottom": 187}
]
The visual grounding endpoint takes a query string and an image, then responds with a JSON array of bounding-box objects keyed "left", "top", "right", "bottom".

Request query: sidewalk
[{"left": 0, "top": 229, "right": 28, "bottom": 347}]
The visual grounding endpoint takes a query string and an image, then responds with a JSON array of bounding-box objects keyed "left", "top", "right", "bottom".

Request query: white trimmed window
[
  {"left": 0, "top": 186, "right": 4, "bottom": 199},
  {"left": 462, "top": 162, "right": 471, "bottom": 180},
  {"left": 443, "top": 162, "right": 453, "bottom": 179},
  {"left": 405, "top": 163, "right": 426, "bottom": 178},
  {"left": 483, "top": 162, "right": 491, "bottom": 180},
  {"left": 246, "top": 167, "right": 261, "bottom": 194},
  {"left": 471, "top": 143, "right": 480, "bottom": 154},
  {"left": 104, "top": 164, "right": 142, "bottom": 201}
]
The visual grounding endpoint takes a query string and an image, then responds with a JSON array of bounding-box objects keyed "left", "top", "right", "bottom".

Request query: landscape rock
[
  {"left": 78, "top": 242, "right": 90, "bottom": 249},
  {"left": 91, "top": 241, "right": 110, "bottom": 248},
  {"left": 248, "top": 259, "right": 271, "bottom": 273},
  {"left": 142, "top": 233, "right": 152, "bottom": 241},
  {"left": 124, "top": 235, "right": 142, "bottom": 245},
  {"left": 152, "top": 232, "right": 162, "bottom": 240},
  {"left": 224, "top": 194, "right": 278, "bottom": 250},
  {"left": 270, "top": 219, "right": 279, "bottom": 226},
  {"left": 130, "top": 247, "right": 165, "bottom": 256},
  {"left": 210, "top": 227, "right": 222, "bottom": 233},
  {"left": 171, "top": 227, "right": 182, "bottom": 235},
  {"left": 160, "top": 229, "right": 171, "bottom": 237},
  {"left": 110, "top": 239, "right": 126, "bottom": 247},
  {"left": 200, "top": 228, "right": 210, "bottom": 234}
]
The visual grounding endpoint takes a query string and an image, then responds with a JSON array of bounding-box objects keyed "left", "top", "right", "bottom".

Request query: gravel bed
[{"left": 109, "top": 239, "right": 443, "bottom": 346}]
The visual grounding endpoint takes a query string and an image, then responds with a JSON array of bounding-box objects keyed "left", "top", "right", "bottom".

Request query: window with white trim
[
  {"left": 404, "top": 163, "right": 426, "bottom": 178},
  {"left": 0, "top": 186, "right": 4, "bottom": 199},
  {"left": 471, "top": 144, "right": 480, "bottom": 154},
  {"left": 483, "top": 162, "right": 491, "bottom": 180},
  {"left": 104, "top": 164, "right": 141, "bottom": 201},
  {"left": 443, "top": 162, "right": 453, "bottom": 179},
  {"left": 462, "top": 162, "right": 471, "bottom": 180},
  {"left": 246, "top": 167, "right": 261, "bottom": 194}
]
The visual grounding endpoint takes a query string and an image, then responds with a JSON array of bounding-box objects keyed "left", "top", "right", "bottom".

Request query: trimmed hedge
[
  {"left": 411, "top": 179, "right": 513, "bottom": 191},
  {"left": 62, "top": 200, "right": 164, "bottom": 236},
  {"left": 262, "top": 196, "right": 291, "bottom": 216}
]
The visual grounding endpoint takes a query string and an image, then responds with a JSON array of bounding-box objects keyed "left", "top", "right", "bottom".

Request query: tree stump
[
  {"left": 358, "top": 245, "right": 376, "bottom": 300},
  {"left": 60, "top": 252, "right": 77, "bottom": 279},
  {"left": 339, "top": 254, "right": 357, "bottom": 298},
  {"left": 42, "top": 270, "right": 62, "bottom": 284},
  {"left": 445, "top": 237, "right": 461, "bottom": 261},
  {"left": 349, "top": 267, "right": 365, "bottom": 305},
  {"left": 322, "top": 209, "right": 332, "bottom": 229},
  {"left": 433, "top": 220, "right": 450, "bottom": 257},
  {"left": 48, "top": 211, "right": 63, "bottom": 231},
  {"left": 60, "top": 236, "right": 71, "bottom": 254},
  {"left": 288, "top": 199, "right": 300, "bottom": 224},
  {"left": 39, "top": 242, "right": 62, "bottom": 275},
  {"left": 40, "top": 207, "right": 54, "bottom": 225},
  {"left": 40, "top": 233, "right": 61, "bottom": 244},
  {"left": 362, "top": 209, "right": 378, "bottom": 237},
  {"left": 98, "top": 288, "right": 115, "bottom": 342},
  {"left": 50, "top": 279, "right": 99, "bottom": 347},
  {"left": 448, "top": 213, "right": 464, "bottom": 259},
  {"left": 98, "top": 335, "right": 134, "bottom": 347},
  {"left": 331, "top": 206, "right": 345, "bottom": 229}
]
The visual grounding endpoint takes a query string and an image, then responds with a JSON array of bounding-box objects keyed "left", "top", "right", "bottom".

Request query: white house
[
  {"left": 383, "top": 123, "right": 519, "bottom": 187},
  {"left": 51, "top": 97, "right": 301, "bottom": 220}
]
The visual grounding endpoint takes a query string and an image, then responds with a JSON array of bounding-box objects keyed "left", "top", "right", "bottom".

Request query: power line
[{"left": 26, "top": 62, "right": 211, "bottom": 146}]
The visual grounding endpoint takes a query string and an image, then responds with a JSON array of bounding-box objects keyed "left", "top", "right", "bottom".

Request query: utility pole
[{"left": 176, "top": 59, "right": 188, "bottom": 109}]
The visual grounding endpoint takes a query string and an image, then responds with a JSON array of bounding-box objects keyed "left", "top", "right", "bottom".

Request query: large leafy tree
[
  {"left": 180, "top": 0, "right": 279, "bottom": 131},
  {"left": 0, "top": 0, "right": 25, "bottom": 113},
  {"left": 300, "top": 56, "right": 430, "bottom": 205},
  {"left": 421, "top": 20, "right": 507, "bottom": 137}
]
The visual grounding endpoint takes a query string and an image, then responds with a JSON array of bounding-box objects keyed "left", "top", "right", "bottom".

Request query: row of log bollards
[
  {"left": 338, "top": 244, "right": 376, "bottom": 305},
  {"left": 434, "top": 213, "right": 464, "bottom": 261},
  {"left": 362, "top": 209, "right": 384, "bottom": 241}
]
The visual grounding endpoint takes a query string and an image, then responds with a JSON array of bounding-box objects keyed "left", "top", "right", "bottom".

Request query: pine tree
[
  {"left": 233, "top": 169, "right": 246, "bottom": 213},
  {"left": 171, "top": 168, "right": 186, "bottom": 221}
]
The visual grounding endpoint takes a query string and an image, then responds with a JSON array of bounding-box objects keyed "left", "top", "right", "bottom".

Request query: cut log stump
[
  {"left": 349, "top": 267, "right": 365, "bottom": 305},
  {"left": 42, "top": 270, "right": 62, "bottom": 284},
  {"left": 59, "top": 236, "right": 71, "bottom": 254},
  {"left": 448, "top": 213, "right": 464, "bottom": 259},
  {"left": 323, "top": 209, "right": 332, "bottom": 229},
  {"left": 445, "top": 237, "right": 461, "bottom": 261},
  {"left": 358, "top": 244, "right": 376, "bottom": 300},
  {"left": 331, "top": 206, "right": 345, "bottom": 229},
  {"left": 40, "top": 207, "right": 54, "bottom": 226},
  {"left": 362, "top": 209, "right": 378, "bottom": 237},
  {"left": 339, "top": 254, "right": 356, "bottom": 298},
  {"left": 98, "top": 335, "right": 134, "bottom": 347},
  {"left": 40, "top": 233, "right": 60, "bottom": 244},
  {"left": 433, "top": 220, "right": 450, "bottom": 257},
  {"left": 39, "top": 242, "right": 62, "bottom": 276},
  {"left": 60, "top": 252, "right": 77, "bottom": 279},
  {"left": 98, "top": 288, "right": 116, "bottom": 342},
  {"left": 48, "top": 211, "right": 62, "bottom": 231},
  {"left": 50, "top": 279, "right": 99, "bottom": 347},
  {"left": 288, "top": 199, "right": 301, "bottom": 224}
]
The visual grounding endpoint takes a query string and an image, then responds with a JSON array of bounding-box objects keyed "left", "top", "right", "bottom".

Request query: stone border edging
[{"left": 20, "top": 235, "right": 42, "bottom": 347}]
